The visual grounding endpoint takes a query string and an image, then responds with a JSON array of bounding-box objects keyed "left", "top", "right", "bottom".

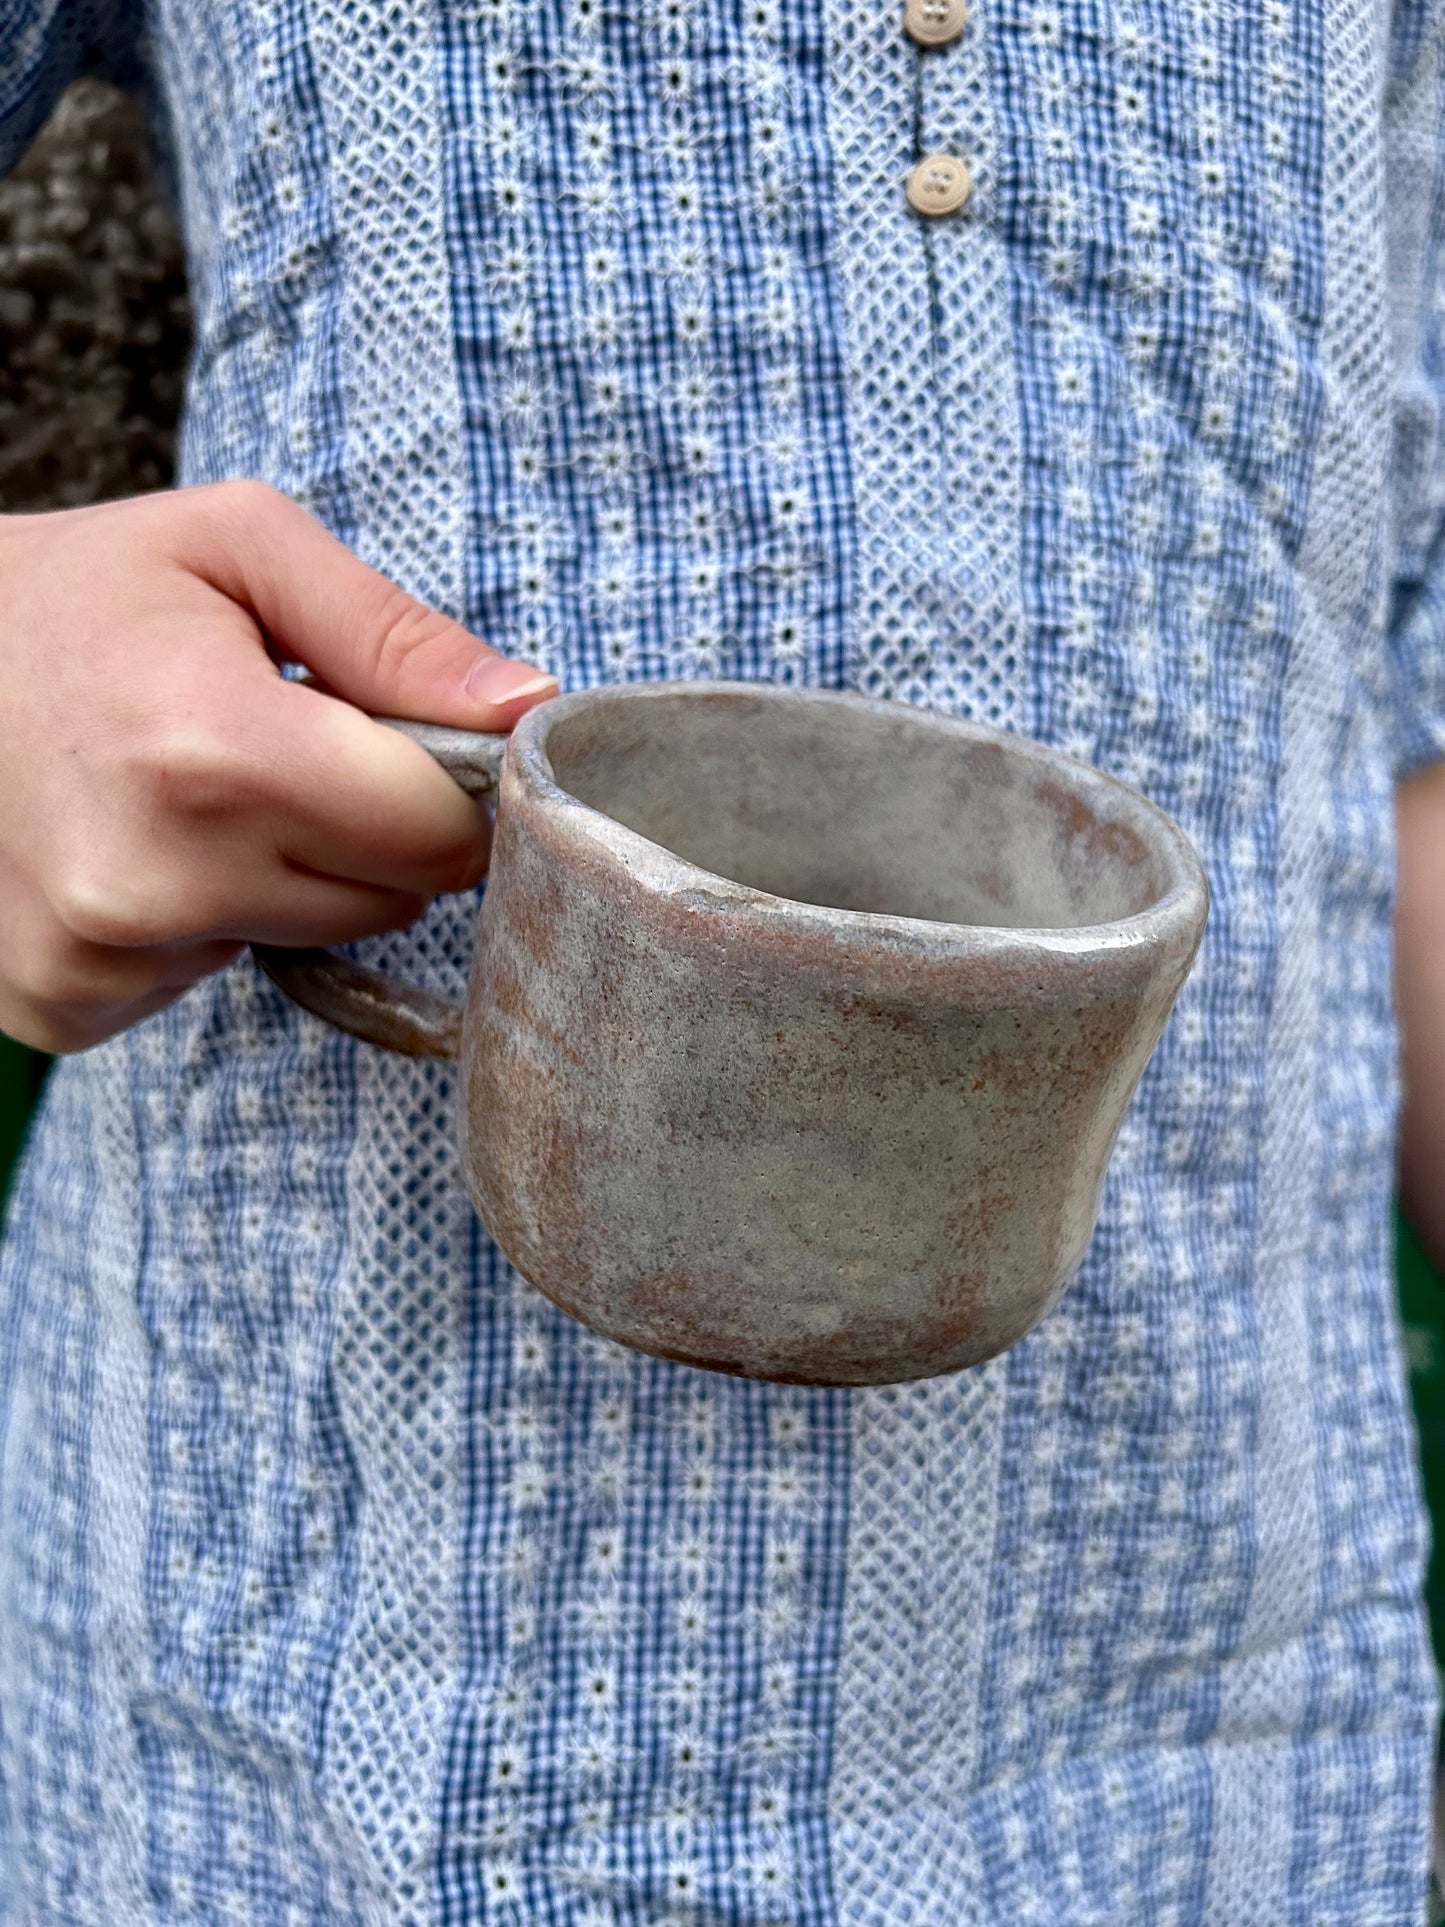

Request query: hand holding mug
[
  {"left": 259, "top": 684, "right": 1209, "bottom": 1386},
  {"left": 0, "top": 481, "right": 555, "bottom": 1052}
]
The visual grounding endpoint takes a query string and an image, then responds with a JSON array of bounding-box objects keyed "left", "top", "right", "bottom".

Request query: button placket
[
  {"left": 898, "top": 0, "right": 1027, "bottom": 733},
  {"left": 905, "top": 153, "right": 973, "bottom": 215},
  {"left": 904, "top": 0, "right": 967, "bottom": 49},
  {"left": 902, "top": 0, "right": 970, "bottom": 218}
]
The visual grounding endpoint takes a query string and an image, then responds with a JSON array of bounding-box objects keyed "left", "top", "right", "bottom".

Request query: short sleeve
[
  {"left": 1387, "top": 0, "right": 1445, "bottom": 776},
  {"left": 0, "top": 0, "right": 143, "bottom": 176}
]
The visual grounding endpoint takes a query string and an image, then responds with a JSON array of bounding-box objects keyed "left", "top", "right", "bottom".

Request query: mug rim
[{"left": 504, "top": 680, "right": 1210, "bottom": 977}]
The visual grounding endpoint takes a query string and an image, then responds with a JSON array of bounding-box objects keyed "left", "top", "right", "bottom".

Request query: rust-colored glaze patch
[
  {"left": 958, "top": 737, "right": 1011, "bottom": 794},
  {"left": 1035, "top": 779, "right": 1152, "bottom": 875},
  {"left": 971, "top": 866, "right": 1017, "bottom": 913},
  {"left": 943, "top": 1183, "right": 1020, "bottom": 1247},
  {"left": 959, "top": 1045, "right": 1036, "bottom": 1104},
  {"left": 494, "top": 1208, "right": 1007, "bottom": 1385},
  {"left": 487, "top": 957, "right": 588, "bottom": 1072}
]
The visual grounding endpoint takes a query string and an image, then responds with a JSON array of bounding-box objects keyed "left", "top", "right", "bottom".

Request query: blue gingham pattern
[{"left": 2, "top": 0, "right": 1442, "bottom": 1920}]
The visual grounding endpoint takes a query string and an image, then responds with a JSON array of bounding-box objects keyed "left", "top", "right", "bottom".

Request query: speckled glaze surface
[{"left": 260, "top": 682, "right": 1208, "bottom": 1383}]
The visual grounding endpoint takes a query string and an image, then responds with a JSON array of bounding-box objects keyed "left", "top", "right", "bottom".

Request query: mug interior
[{"left": 541, "top": 688, "right": 1176, "bottom": 931}]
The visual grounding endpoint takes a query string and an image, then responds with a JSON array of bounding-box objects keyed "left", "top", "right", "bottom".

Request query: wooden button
[
  {"left": 905, "top": 154, "right": 972, "bottom": 217},
  {"left": 904, "top": 0, "right": 967, "bottom": 47}
]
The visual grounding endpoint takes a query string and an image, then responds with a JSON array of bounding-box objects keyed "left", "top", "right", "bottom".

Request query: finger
[
  {"left": 177, "top": 481, "right": 559, "bottom": 730},
  {"left": 4, "top": 864, "right": 424, "bottom": 1048},
  {"left": 41, "top": 666, "right": 479, "bottom": 945},
  {"left": 203, "top": 872, "right": 430, "bottom": 949},
  {"left": 0, "top": 909, "right": 243, "bottom": 1032},
  {"left": 1, "top": 984, "right": 192, "bottom": 1055},
  {"left": 183, "top": 672, "right": 493, "bottom": 898},
  {"left": 281, "top": 796, "right": 493, "bottom": 897},
  {"left": 20, "top": 966, "right": 248, "bottom": 1055},
  {"left": 266, "top": 683, "right": 494, "bottom": 894},
  {"left": 54, "top": 854, "right": 429, "bottom": 952}
]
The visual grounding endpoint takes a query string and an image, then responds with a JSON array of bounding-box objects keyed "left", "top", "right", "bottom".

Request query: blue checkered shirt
[{"left": 2, "top": 0, "right": 1444, "bottom": 1920}]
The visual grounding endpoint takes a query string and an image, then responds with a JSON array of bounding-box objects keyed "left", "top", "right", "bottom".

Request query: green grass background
[
  {"left": 0, "top": 1035, "right": 47, "bottom": 1207},
  {"left": 1399, "top": 1208, "right": 1445, "bottom": 1664}
]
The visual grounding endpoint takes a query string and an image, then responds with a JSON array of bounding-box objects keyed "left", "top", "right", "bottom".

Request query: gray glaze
[{"left": 255, "top": 682, "right": 1209, "bottom": 1385}]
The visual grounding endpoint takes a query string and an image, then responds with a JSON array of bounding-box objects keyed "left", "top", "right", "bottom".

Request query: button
[
  {"left": 904, "top": 0, "right": 967, "bottom": 47},
  {"left": 906, "top": 154, "right": 972, "bottom": 216}
]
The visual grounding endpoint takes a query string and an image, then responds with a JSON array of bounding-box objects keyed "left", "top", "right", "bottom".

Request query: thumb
[{"left": 182, "top": 480, "right": 558, "bottom": 729}]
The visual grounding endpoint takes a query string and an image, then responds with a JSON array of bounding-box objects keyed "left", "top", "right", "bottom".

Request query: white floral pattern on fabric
[
  {"left": 441, "top": 0, "right": 853, "bottom": 694},
  {"left": 0, "top": 0, "right": 1441, "bottom": 1919}
]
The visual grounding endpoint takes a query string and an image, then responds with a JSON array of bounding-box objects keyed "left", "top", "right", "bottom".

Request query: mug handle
[{"left": 250, "top": 718, "right": 509, "bottom": 1058}]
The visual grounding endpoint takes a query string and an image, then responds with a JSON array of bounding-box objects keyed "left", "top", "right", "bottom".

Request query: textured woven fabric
[{"left": 1, "top": 0, "right": 1443, "bottom": 1921}]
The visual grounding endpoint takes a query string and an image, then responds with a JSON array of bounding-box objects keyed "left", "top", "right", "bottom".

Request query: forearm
[{"left": 1397, "top": 759, "right": 1445, "bottom": 1271}]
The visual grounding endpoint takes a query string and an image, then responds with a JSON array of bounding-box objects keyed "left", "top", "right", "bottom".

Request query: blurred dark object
[
  {"left": 0, "top": 1036, "right": 48, "bottom": 1213},
  {"left": 0, "top": 78, "right": 189, "bottom": 512},
  {"left": 1399, "top": 1210, "right": 1445, "bottom": 1655}
]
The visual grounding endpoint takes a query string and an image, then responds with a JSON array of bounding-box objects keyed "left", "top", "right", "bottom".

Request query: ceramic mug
[{"left": 254, "top": 681, "right": 1208, "bottom": 1385}]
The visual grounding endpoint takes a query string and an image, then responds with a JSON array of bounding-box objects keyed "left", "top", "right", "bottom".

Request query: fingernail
[{"left": 463, "top": 656, "right": 558, "bottom": 707}]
